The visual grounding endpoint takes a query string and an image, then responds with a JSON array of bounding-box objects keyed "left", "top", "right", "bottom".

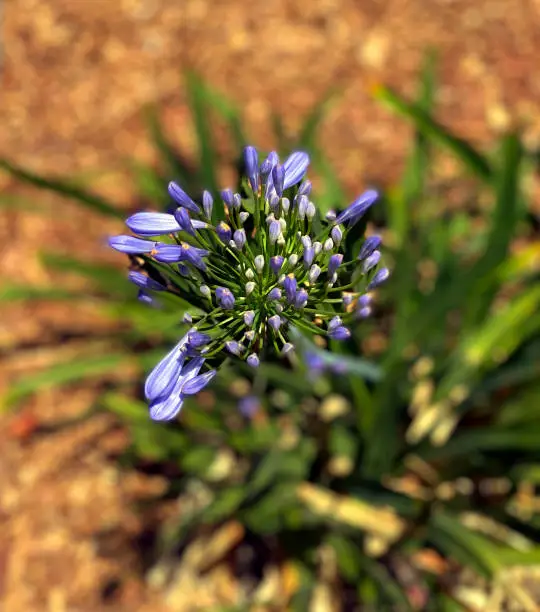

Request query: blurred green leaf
[
  {"left": 358, "top": 556, "right": 414, "bottom": 610},
  {"left": 0, "top": 158, "right": 124, "bottom": 217},
  {"left": 297, "top": 87, "right": 337, "bottom": 151},
  {"left": 0, "top": 285, "right": 81, "bottom": 302},
  {"left": 372, "top": 84, "right": 492, "bottom": 182},
  {"left": 2, "top": 353, "right": 130, "bottom": 409},
  {"left": 184, "top": 70, "right": 219, "bottom": 197}
]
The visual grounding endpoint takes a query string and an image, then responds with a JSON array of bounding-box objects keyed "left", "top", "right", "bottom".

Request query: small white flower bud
[
  {"left": 288, "top": 254, "right": 299, "bottom": 267},
  {"left": 254, "top": 255, "right": 264, "bottom": 273},
  {"left": 324, "top": 238, "right": 334, "bottom": 252},
  {"left": 200, "top": 285, "right": 211, "bottom": 298},
  {"left": 245, "top": 281, "right": 256, "bottom": 295},
  {"left": 313, "top": 241, "right": 322, "bottom": 255}
]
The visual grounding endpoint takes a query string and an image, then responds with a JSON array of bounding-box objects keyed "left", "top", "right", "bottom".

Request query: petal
[
  {"left": 181, "top": 369, "right": 216, "bottom": 395},
  {"left": 168, "top": 182, "right": 201, "bottom": 214},
  {"left": 109, "top": 235, "right": 156, "bottom": 253},
  {"left": 149, "top": 393, "right": 185, "bottom": 421},
  {"left": 335, "top": 190, "right": 378, "bottom": 225},
  {"left": 153, "top": 244, "right": 184, "bottom": 263},
  {"left": 126, "top": 212, "right": 181, "bottom": 236},
  {"left": 144, "top": 334, "right": 189, "bottom": 401},
  {"left": 283, "top": 152, "right": 310, "bottom": 188},
  {"left": 128, "top": 271, "right": 166, "bottom": 291}
]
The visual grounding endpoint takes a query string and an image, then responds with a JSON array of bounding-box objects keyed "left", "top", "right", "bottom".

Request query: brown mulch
[{"left": 1, "top": 0, "right": 540, "bottom": 610}]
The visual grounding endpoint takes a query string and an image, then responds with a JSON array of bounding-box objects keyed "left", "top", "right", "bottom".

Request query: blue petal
[
  {"left": 335, "top": 190, "right": 378, "bottom": 225},
  {"left": 149, "top": 393, "right": 185, "bottom": 421},
  {"left": 126, "top": 212, "right": 181, "bottom": 236},
  {"left": 181, "top": 369, "right": 216, "bottom": 395},
  {"left": 283, "top": 152, "right": 310, "bottom": 189},
  {"left": 168, "top": 182, "right": 201, "bottom": 214},
  {"left": 153, "top": 244, "right": 184, "bottom": 263},
  {"left": 128, "top": 271, "right": 166, "bottom": 291},
  {"left": 144, "top": 334, "right": 189, "bottom": 401},
  {"left": 109, "top": 235, "right": 156, "bottom": 253}
]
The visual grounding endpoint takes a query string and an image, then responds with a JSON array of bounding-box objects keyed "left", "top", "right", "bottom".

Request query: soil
[{"left": 1, "top": 0, "right": 540, "bottom": 610}]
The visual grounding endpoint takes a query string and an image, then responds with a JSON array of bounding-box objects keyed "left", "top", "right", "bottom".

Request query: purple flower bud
[
  {"left": 283, "top": 151, "right": 310, "bottom": 189},
  {"left": 331, "top": 225, "right": 343, "bottom": 246},
  {"left": 294, "top": 288, "right": 309, "bottom": 309},
  {"left": 269, "top": 220, "right": 281, "bottom": 244},
  {"left": 221, "top": 189, "right": 234, "bottom": 207},
  {"left": 183, "top": 313, "right": 193, "bottom": 324},
  {"left": 297, "top": 180, "right": 312, "bottom": 196},
  {"left": 260, "top": 151, "right": 279, "bottom": 177},
  {"left": 187, "top": 330, "right": 211, "bottom": 348},
  {"left": 328, "top": 316, "right": 342, "bottom": 332},
  {"left": 233, "top": 193, "right": 242, "bottom": 209},
  {"left": 216, "top": 221, "right": 232, "bottom": 243},
  {"left": 145, "top": 333, "right": 189, "bottom": 401},
  {"left": 174, "top": 207, "right": 195, "bottom": 236},
  {"left": 268, "top": 287, "right": 282, "bottom": 300},
  {"left": 301, "top": 235, "right": 312, "bottom": 250},
  {"left": 356, "top": 306, "right": 372, "bottom": 319},
  {"left": 303, "top": 246, "right": 315, "bottom": 267},
  {"left": 182, "top": 369, "right": 216, "bottom": 395},
  {"left": 233, "top": 228, "right": 247, "bottom": 250},
  {"left": 281, "top": 197, "right": 290, "bottom": 213},
  {"left": 358, "top": 235, "right": 382, "bottom": 260},
  {"left": 128, "top": 271, "right": 166, "bottom": 292},
  {"left": 179, "top": 242, "right": 208, "bottom": 271},
  {"left": 247, "top": 353, "right": 260, "bottom": 368},
  {"left": 178, "top": 264, "right": 190, "bottom": 277},
  {"left": 283, "top": 274, "right": 297, "bottom": 303},
  {"left": 362, "top": 250, "right": 381, "bottom": 273},
  {"left": 244, "top": 146, "right": 259, "bottom": 192},
  {"left": 244, "top": 310, "right": 255, "bottom": 326},
  {"left": 272, "top": 164, "right": 286, "bottom": 197},
  {"left": 328, "top": 326, "right": 351, "bottom": 340},
  {"left": 238, "top": 396, "right": 260, "bottom": 417},
  {"left": 326, "top": 209, "right": 337, "bottom": 222},
  {"left": 109, "top": 235, "right": 157, "bottom": 254},
  {"left": 226, "top": 341, "right": 244, "bottom": 356},
  {"left": 297, "top": 195, "right": 309, "bottom": 220},
  {"left": 357, "top": 294, "right": 372, "bottom": 308},
  {"left": 308, "top": 264, "right": 321, "bottom": 284},
  {"left": 168, "top": 182, "right": 201, "bottom": 215},
  {"left": 335, "top": 189, "right": 378, "bottom": 226},
  {"left": 270, "top": 256, "right": 284, "bottom": 276},
  {"left": 305, "top": 351, "right": 326, "bottom": 378},
  {"left": 203, "top": 191, "right": 213, "bottom": 219},
  {"left": 368, "top": 267, "right": 390, "bottom": 289},
  {"left": 268, "top": 314, "right": 282, "bottom": 331},
  {"left": 342, "top": 292, "right": 354, "bottom": 306},
  {"left": 125, "top": 212, "right": 182, "bottom": 236},
  {"left": 281, "top": 342, "right": 295, "bottom": 354},
  {"left": 328, "top": 254, "right": 343, "bottom": 276},
  {"left": 306, "top": 201, "right": 316, "bottom": 219},
  {"left": 137, "top": 290, "right": 155, "bottom": 306},
  {"left": 153, "top": 244, "right": 184, "bottom": 263},
  {"left": 216, "top": 286, "right": 236, "bottom": 310}
]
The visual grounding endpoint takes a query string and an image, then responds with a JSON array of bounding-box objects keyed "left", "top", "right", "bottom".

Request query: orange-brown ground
[{"left": 1, "top": 1, "right": 540, "bottom": 610}]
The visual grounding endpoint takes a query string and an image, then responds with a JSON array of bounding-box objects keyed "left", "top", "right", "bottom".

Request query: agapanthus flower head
[{"left": 109, "top": 146, "right": 389, "bottom": 420}]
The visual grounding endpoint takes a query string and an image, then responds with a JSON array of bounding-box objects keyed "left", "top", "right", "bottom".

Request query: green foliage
[{"left": 2, "top": 64, "right": 540, "bottom": 609}]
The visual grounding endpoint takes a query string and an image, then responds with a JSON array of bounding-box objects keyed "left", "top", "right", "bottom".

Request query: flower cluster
[{"left": 110, "top": 146, "right": 389, "bottom": 420}]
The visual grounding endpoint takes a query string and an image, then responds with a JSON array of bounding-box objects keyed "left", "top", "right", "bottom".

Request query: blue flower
[{"left": 110, "top": 146, "right": 390, "bottom": 419}]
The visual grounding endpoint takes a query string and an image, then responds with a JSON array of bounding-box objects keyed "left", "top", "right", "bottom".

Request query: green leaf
[
  {"left": 202, "top": 85, "right": 247, "bottom": 152},
  {"left": 463, "top": 133, "right": 524, "bottom": 326},
  {"left": 40, "top": 252, "right": 130, "bottom": 295},
  {"left": 0, "top": 158, "right": 123, "bottom": 218},
  {"left": 184, "top": 71, "right": 219, "bottom": 196},
  {"left": 2, "top": 353, "right": 130, "bottom": 409},
  {"left": 326, "top": 534, "right": 362, "bottom": 581},
  {"left": 0, "top": 285, "right": 81, "bottom": 302},
  {"left": 101, "top": 392, "right": 148, "bottom": 422},
  {"left": 358, "top": 556, "right": 413, "bottom": 610},
  {"left": 429, "top": 512, "right": 500, "bottom": 577},
  {"left": 296, "top": 87, "right": 337, "bottom": 151},
  {"left": 372, "top": 84, "right": 493, "bottom": 182},
  {"left": 202, "top": 486, "right": 246, "bottom": 523}
]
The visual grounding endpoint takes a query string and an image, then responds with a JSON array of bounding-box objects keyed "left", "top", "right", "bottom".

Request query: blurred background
[{"left": 1, "top": 1, "right": 540, "bottom": 611}]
